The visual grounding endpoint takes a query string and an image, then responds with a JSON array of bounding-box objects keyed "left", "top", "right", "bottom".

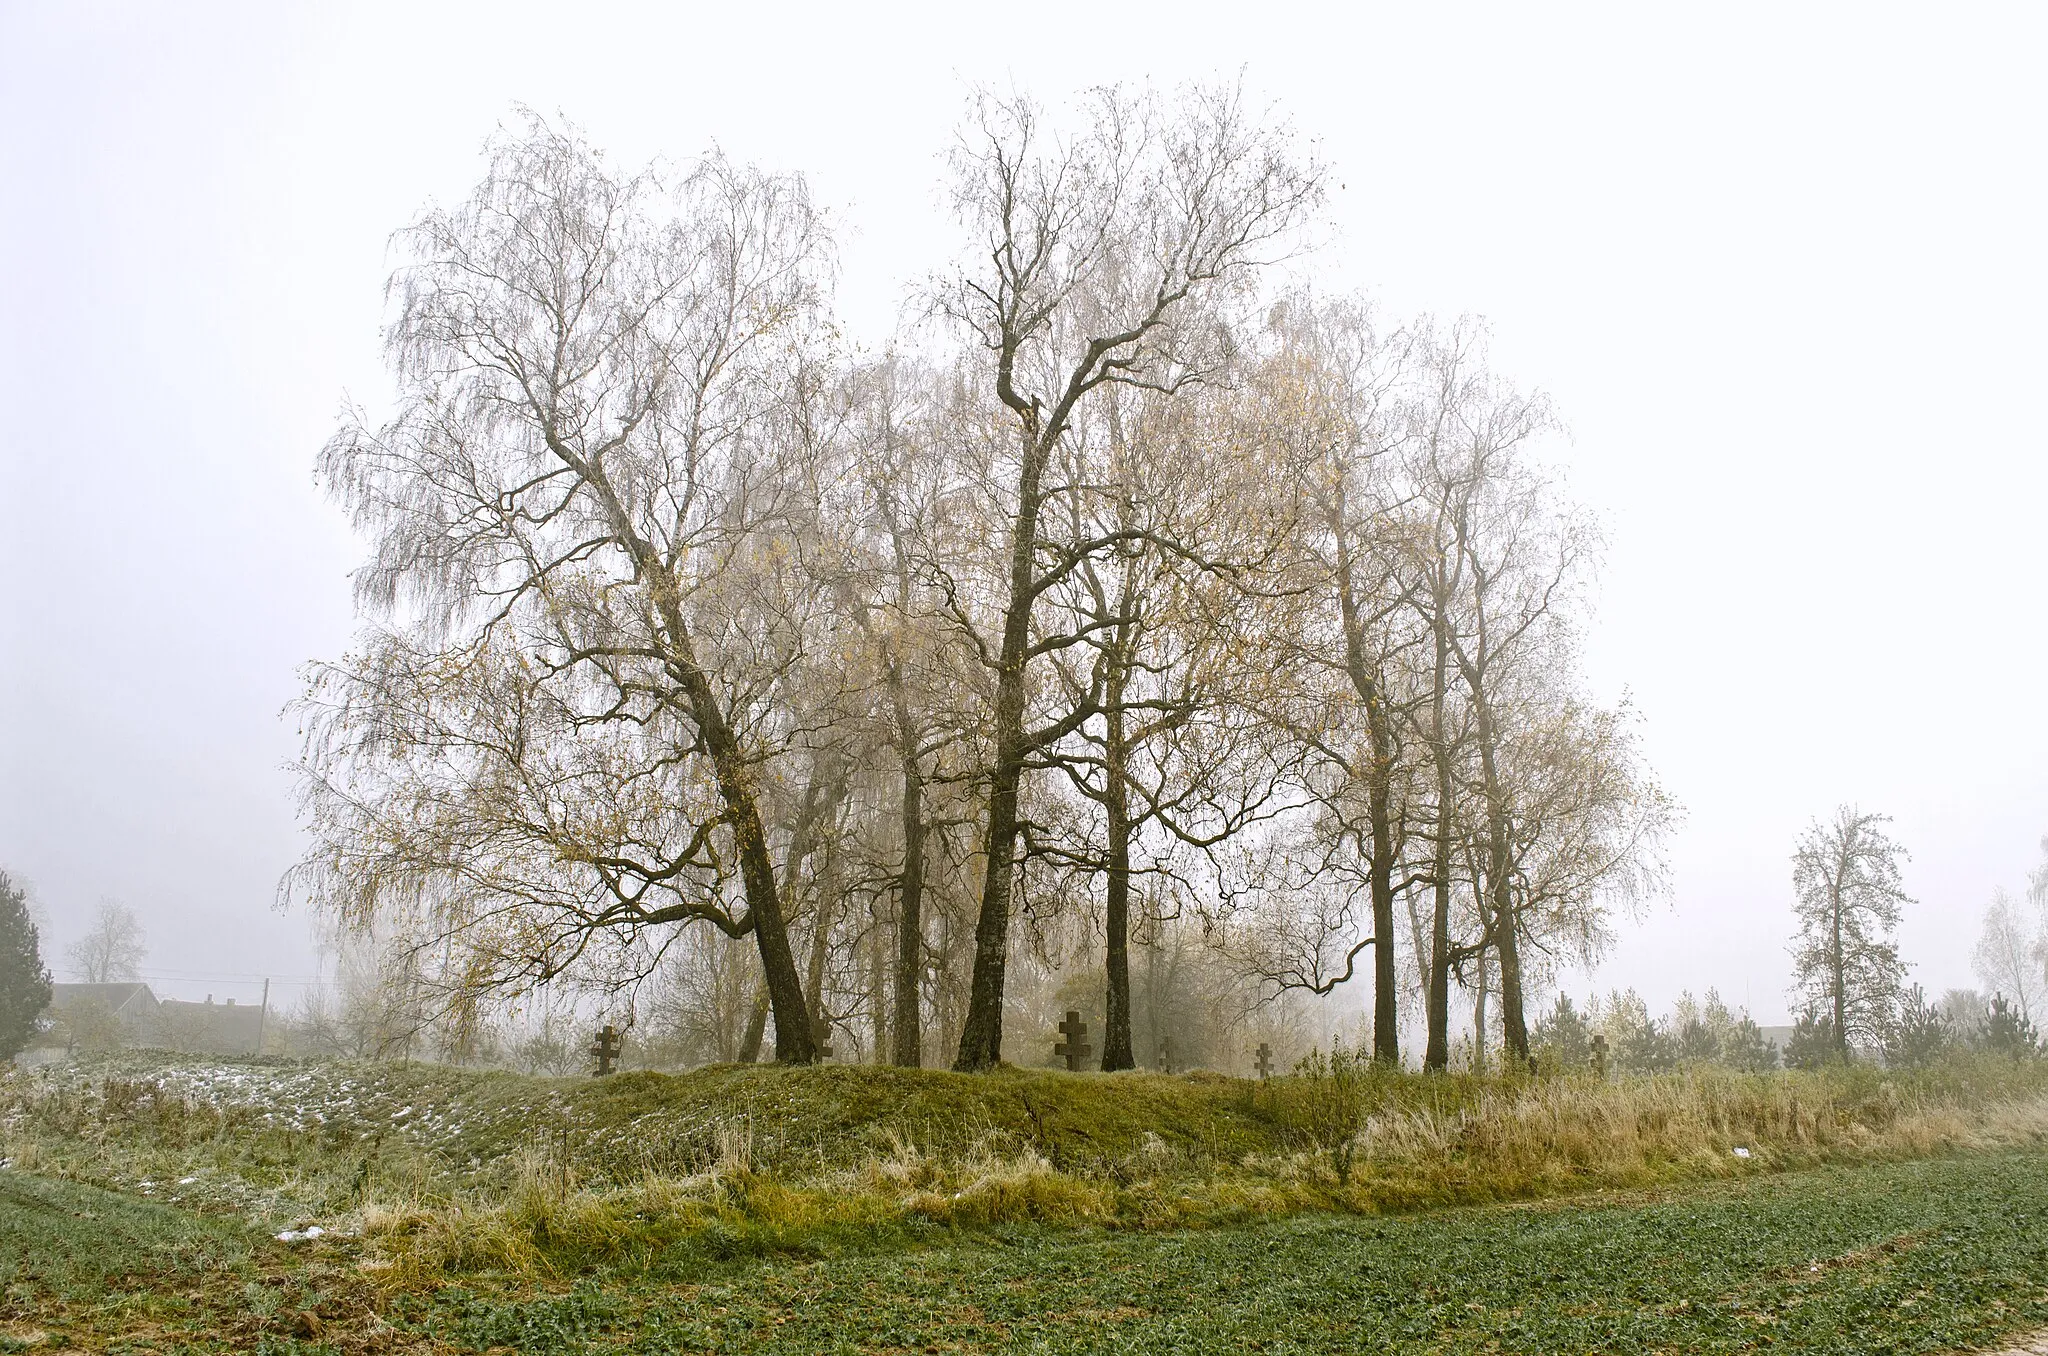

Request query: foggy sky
[{"left": 2, "top": 1, "right": 2043, "bottom": 1023}]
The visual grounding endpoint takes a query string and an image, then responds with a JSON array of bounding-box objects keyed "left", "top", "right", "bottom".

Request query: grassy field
[
  {"left": 7, "top": 1051, "right": 2048, "bottom": 1279},
  {"left": 4, "top": 1053, "right": 2048, "bottom": 1351},
  {"left": 4, "top": 1147, "right": 2048, "bottom": 1352}
]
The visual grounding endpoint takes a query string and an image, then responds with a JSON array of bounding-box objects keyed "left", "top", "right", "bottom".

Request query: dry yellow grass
[{"left": 329, "top": 1061, "right": 2048, "bottom": 1278}]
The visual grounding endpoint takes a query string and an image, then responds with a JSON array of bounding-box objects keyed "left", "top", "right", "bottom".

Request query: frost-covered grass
[{"left": 4, "top": 1050, "right": 2047, "bottom": 1281}]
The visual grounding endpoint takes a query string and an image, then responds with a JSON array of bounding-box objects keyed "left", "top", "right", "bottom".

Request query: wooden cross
[
  {"left": 1255, "top": 1042, "right": 1274, "bottom": 1079},
  {"left": 1157, "top": 1036, "right": 1174, "bottom": 1075},
  {"left": 1054, "top": 1010, "right": 1091, "bottom": 1071},
  {"left": 590, "top": 1024, "right": 622, "bottom": 1076},
  {"left": 812, "top": 1017, "right": 834, "bottom": 1062},
  {"left": 1591, "top": 1033, "right": 1609, "bottom": 1079}
]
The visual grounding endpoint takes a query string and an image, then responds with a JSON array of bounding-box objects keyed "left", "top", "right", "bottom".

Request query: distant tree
[
  {"left": 1974, "top": 889, "right": 2042, "bottom": 1026},
  {"left": 1884, "top": 984, "right": 1953, "bottom": 1068},
  {"left": 1789, "top": 807, "right": 1911, "bottom": 1061},
  {"left": 1531, "top": 993, "right": 1592, "bottom": 1069},
  {"left": 2030, "top": 834, "right": 2048, "bottom": 911},
  {"left": 1979, "top": 993, "right": 2041, "bottom": 1059},
  {"left": 1938, "top": 988, "right": 1989, "bottom": 1043},
  {"left": 1673, "top": 1016, "right": 1719, "bottom": 1065},
  {"left": 1719, "top": 1016, "right": 1780, "bottom": 1072},
  {"left": 0, "top": 871, "right": 53, "bottom": 1058},
  {"left": 1618, "top": 1021, "right": 1677, "bottom": 1074},
  {"left": 66, "top": 898, "right": 145, "bottom": 984},
  {"left": 1783, "top": 1010, "right": 1838, "bottom": 1071},
  {"left": 56, "top": 995, "right": 124, "bottom": 1054}
]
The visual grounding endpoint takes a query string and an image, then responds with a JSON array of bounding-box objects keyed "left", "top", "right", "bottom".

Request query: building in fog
[{"left": 27, "top": 984, "right": 265, "bottom": 1058}]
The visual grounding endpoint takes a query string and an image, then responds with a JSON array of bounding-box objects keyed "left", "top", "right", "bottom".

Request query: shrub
[
  {"left": 1980, "top": 994, "right": 2042, "bottom": 1059},
  {"left": 1886, "top": 985, "right": 1954, "bottom": 1068},
  {"left": 1784, "top": 1011, "right": 1840, "bottom": 1070}
]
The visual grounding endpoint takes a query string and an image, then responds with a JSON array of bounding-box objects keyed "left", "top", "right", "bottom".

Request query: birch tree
[
  {"left": 293, "top": 117, "right": 840, "bottom": 1062},
  {"left": 936, "top": 85, "right": 1321, "bottom": 1070}
]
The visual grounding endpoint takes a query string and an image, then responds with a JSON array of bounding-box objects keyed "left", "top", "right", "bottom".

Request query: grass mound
[{"left": 5, "top": 1051, "right": 2047, "bottom": 1281}]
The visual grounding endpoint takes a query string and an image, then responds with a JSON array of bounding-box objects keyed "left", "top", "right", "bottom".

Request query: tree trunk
[
  {"left": 1102, "top": 671, "right": 1135, "bottom": 1071},
  {"left": 1469, "top": 692, "right": 1530, "bottom": 1068},
  {"left": 953, "top": 433, "right": 1050, "bottom": 1073},
  {"left": 868, "top": 890, "right": 889, "bottom": 1062},
  {"left": 1336, "top": 560, "right": 1401, "bottom": 1066},
  {"left": 572, "top": 457, "right": 816, "bottom": 1062},
  {"left": 892, "top": 754, "right": 926, "bottom": 1067},
  {"left": 1096, "top": 642, "right": 1139, "bottom": 1072},
  {"left": 803, "top": 837, "right": 842, "bottom": 1059},
  {"left": 737, "top": 988, "right": 770, "bottom": 1063},
  {"left": 1831, "top": 865, "right": 1850, "bottom": 1061},
  {"left": 1424, "top": 611, "right": 1456, "bottom": 1073},
  {"left": 1473, "top": 948, "right": 1491, "bottom": 1072}
]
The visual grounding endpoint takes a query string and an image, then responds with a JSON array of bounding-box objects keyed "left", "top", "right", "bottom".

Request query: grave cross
[
  {"left": 590, "top": 1024, "right": 623, "bottom": 1077},
  {"left": 1157, "top": 1036, "right": 1175, "bottom": 1075},
  {"left": 1591, "top": 1033, "right": 1609, "bottom": 1079},
  {"left": 1054, "top": 1010, "right": 1092, "bottom": 1071},
  {"left": 1255, "top": 1042, "right": 1274, "bottom": 1079}
]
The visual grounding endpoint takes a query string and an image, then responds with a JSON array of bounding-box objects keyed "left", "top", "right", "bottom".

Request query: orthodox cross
[
  {"left": 1055, "top": 1010, "right": 1092, "bottom": 1071},
  {"left": 590, "top": 1024, "right": 622, "bottom": 1076}
]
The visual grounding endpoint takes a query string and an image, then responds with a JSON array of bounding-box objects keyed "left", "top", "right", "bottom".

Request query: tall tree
[
  {"left": 840, "top": 356, "right": 988, "bottom": 1067},
  {"left": 66, "top": 897, "right": 146, "bottom": 984},
  {"left": 1790, "top": 806, "right": 1912, "bottom": 1060},
  {"left": 1256, "top": 295, "right": 1421, "bottom": 1065},
  {"left": 1046, "top": 388, "right": 1297, "bottom": 1070},
  {"left": 294, "top": 117, "right": 839, "bottom": 1062},
  {"left": 938, "top": 85, "right": 1320, "bottom": 1070},
  {"left": 0, "top": 871, "right": 52, "bottom": 1059}
]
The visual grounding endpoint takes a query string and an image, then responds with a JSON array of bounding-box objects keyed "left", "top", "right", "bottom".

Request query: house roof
[{"left": 49, "top": 982, "right": 158, "bottom": 1015}]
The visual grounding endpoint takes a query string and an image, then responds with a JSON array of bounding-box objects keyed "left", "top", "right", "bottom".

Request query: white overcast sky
[{"left": 2, "top": 2, "right": 2043, "bottom": 1022}]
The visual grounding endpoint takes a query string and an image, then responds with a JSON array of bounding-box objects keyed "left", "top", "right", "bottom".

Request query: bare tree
[
  {"left": 1042, "top": 385, "right": 1300, "bottom": 1069},
  {"left": 1790, "top": 806, "right": 1912, "bottom": 1060},
  {"left": 1974, "top": 888, "right": 2043, "bottom": 1025},
  {"left": 293, "top": 116, "right": 839, "bottom": 1061},
  {"left": 1232, "top": 295, "right": 1422, "bottom": 1066},
  {"left": 838, "top": 356, "right": 991, "bottom": 1066},
  {"left": 936, "top": 84, "right": 1321, "bottom": 1070},
  {"left": 66, "top": 897, "right": 146, "bottom": 984}
]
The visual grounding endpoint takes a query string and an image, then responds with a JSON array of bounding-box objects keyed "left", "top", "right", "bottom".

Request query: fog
[{"left": 3, "top": 1, "right": 2043, "bottom": 1026}]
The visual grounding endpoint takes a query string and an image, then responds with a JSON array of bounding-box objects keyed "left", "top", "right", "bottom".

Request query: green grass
[
  {"left": 5, "top": 1149, "right": 2048, "bottom": 1353},
  {"left": 0, "top": 1171, "right": 358, "bottom": 1353},
  {"left": 8, "top": 1052, "right": 2048, "bottom": 1284}
]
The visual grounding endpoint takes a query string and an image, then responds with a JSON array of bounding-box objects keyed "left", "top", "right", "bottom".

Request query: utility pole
[{"left": 257, "top": 978, "right": 270, "bottom": 1054}]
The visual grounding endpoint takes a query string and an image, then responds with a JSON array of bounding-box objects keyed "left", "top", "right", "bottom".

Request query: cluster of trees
[
  {"left": 1534, "top": 989, "right": 1779, "bottom": 1074},
  {"left": 288, "top": 88, "right": 1675, "bottom": 1075},
  {"left": 1777, "top": 811, "right": 2046, "bottom": 1066}
]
